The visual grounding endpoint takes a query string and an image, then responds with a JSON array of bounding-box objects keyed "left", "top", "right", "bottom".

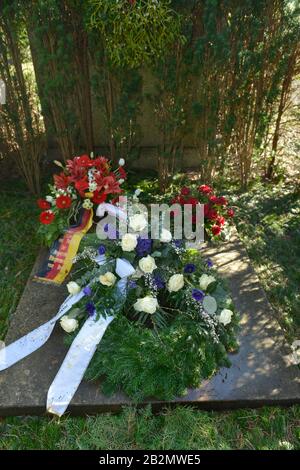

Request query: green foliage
[
  {"left": 88, "top": 0, "right": 185, "bottom": 67},
  {"left": 84, "top": 312, "right": 236, "bottom": 401},
  {"left": 25, "top": 0, "right": 80, "bottom": 157},
  {"left": 2, "top": 0, "right": 298, "bottom": 189},
  {"left": 0, "top": 0, "right": 45, "bottom": 194}
]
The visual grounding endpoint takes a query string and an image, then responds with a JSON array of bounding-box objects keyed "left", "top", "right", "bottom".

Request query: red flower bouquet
[
  {"left": 37, "top": 154, "right": 126, "bottom": 246},
  {"left": 170, "top": 184, "right": 235, "bottom": 240}
]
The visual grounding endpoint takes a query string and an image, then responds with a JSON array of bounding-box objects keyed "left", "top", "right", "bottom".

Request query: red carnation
[
  {"left": 56, "top": 195, "right": 72, "bottom": 209},
  {"left": 227, "top": 208, "right": 235, "bottom": 217},
  {"left": 211, "top": 224, "right": 221, "bottom": 236},
  {"left": 40, "top": 210, "right": 55, "bottom": 225},
  {"left": 92, "top": 190, "right": 107, "bottom": 204},
  {"left": 198, "top": 184, "right": 213, "bottom": 195},
  {"left": 37, "top": 199, "right": 50, "bottom": 210},
  {"left": 180, "top": 186, "right": 190, "bottom": 196}
]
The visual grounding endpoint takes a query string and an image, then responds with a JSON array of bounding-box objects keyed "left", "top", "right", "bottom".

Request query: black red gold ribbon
[{"left": 35, "top": 209, "right": 93, "bottom": 284}]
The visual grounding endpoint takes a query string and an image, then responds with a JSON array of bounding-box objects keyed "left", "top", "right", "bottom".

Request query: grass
[
  {"left": 0, "top": 178, "right": 299, "bottom": 450},
  {"left": 1, "top": 406, "right": 299, "bottom": 450}
]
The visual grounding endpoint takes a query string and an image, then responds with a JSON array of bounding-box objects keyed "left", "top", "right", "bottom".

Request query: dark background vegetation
[{"left": 0, "top": 0, "right": 299, "bottom": 192}]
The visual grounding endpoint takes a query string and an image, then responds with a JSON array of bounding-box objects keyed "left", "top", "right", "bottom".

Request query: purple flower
[
  {"left": 206, "top": 258, "right": 213, "bottom": 268},
  {"left": 83, "top": 286, "right": 92, "bottom": 296},
  {"left": 153, "top": 274, "right": 165, "bottom": 290},
  {"left": 86, "top": 301, "right": 96, "bottom": 316},
  {"left": 103, "top": 224, "right": 119, "bottom": 239},
  {"left": 128, "top": 280, "right": 137, "bottom": 289},
  {"left": 192, "top": 288, "right": 204, "bottom": 302},
  {"left": 136, "top": 237, "right": 152, "bottom": 257},
  {"left": 98, "top": 244, "right": 106, "bottom": 255},
  {"left": 107, "top": 226, "right": 119, "bottom": 240},
  {"left": 174, "top": 239, "right": 183, "bottom": 248},
  {"left": 184, "top": 263, "right": 196, "bottom": 274}
]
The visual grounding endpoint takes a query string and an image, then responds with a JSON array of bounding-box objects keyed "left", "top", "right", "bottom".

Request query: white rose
[
  {"left": 60, "top": 316, "right": 79, "bottom": 333},
  {"left": 118, "top": 158, "right": 125, "bottom": 166},
  {"left": 160, "top": 228, "right": 172, "bottom": 243},
  {"left": 46, "top": 195, "right": 54, "bottom": 204},
  {"left": 134, "top": 295, "right": 158, "bottom": 314},
  {"left": 139, "top": 255, "right": 157, "bottom": 274},
  {"left": 218, "top": 309, "right": 233, "bottom": 326},
  {"left": 121, "top": 233, "right": 138, "bottom": 252},
  {"left": 167, "top": 274, "right": 184, "bottom": 292},
  {"left": 67, "top": 281, "right": 81, "bottom": 295},
  {"left": 99, "top": 271, "right": 117, "bottom": 287},
  {"left": 129, "top": 213, "right": 148, "bottom": 232},
  {"left": 119, "top": 178, "right": 124, "bottom": 184},
  {"left": 199, "top": 274, "right": 216, "bottom": 290}
]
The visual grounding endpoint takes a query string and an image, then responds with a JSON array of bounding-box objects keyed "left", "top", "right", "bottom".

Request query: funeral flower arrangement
[
  {"left": 1, "top": 178, "right": 238, "bottom": 415},
  {"left": 37, "top": 154, "right": 126, "bottom": 246},
  {"left": 60, "top": 207, "right": 239, "bottom": 401},
  {"left": 170, "top": 184, "right": 235, "bottom": 240}
]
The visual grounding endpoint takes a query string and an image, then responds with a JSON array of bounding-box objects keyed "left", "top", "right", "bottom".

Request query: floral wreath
[{"left": 60, "top": 204, "right": 239, "bottom": 402}]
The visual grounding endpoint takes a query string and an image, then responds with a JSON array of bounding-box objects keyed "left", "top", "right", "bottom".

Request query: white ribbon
[
  {"left": 46, "top": 275, "right": 130, "bottom": 416},
  {"left": 0, "top": 290, "right": 85, "bottom": 371},
  {"left": 96, "top": 202, "right": 127, "bottom": 221},
  {"left": 47, "top": 312, "right": 114, "bottom": 416},
  {"left": 0, "top": 256, "right": 133, "bottom": 416}
]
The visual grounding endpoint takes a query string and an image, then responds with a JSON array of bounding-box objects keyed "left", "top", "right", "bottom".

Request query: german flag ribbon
[{"left": 34, "top": 209, "right": 93, "bottom": 284}]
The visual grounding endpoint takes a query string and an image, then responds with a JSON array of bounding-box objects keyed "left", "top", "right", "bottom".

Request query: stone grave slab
[{"left": 0, "top": 230, "right": 299, "bottom": 416}]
